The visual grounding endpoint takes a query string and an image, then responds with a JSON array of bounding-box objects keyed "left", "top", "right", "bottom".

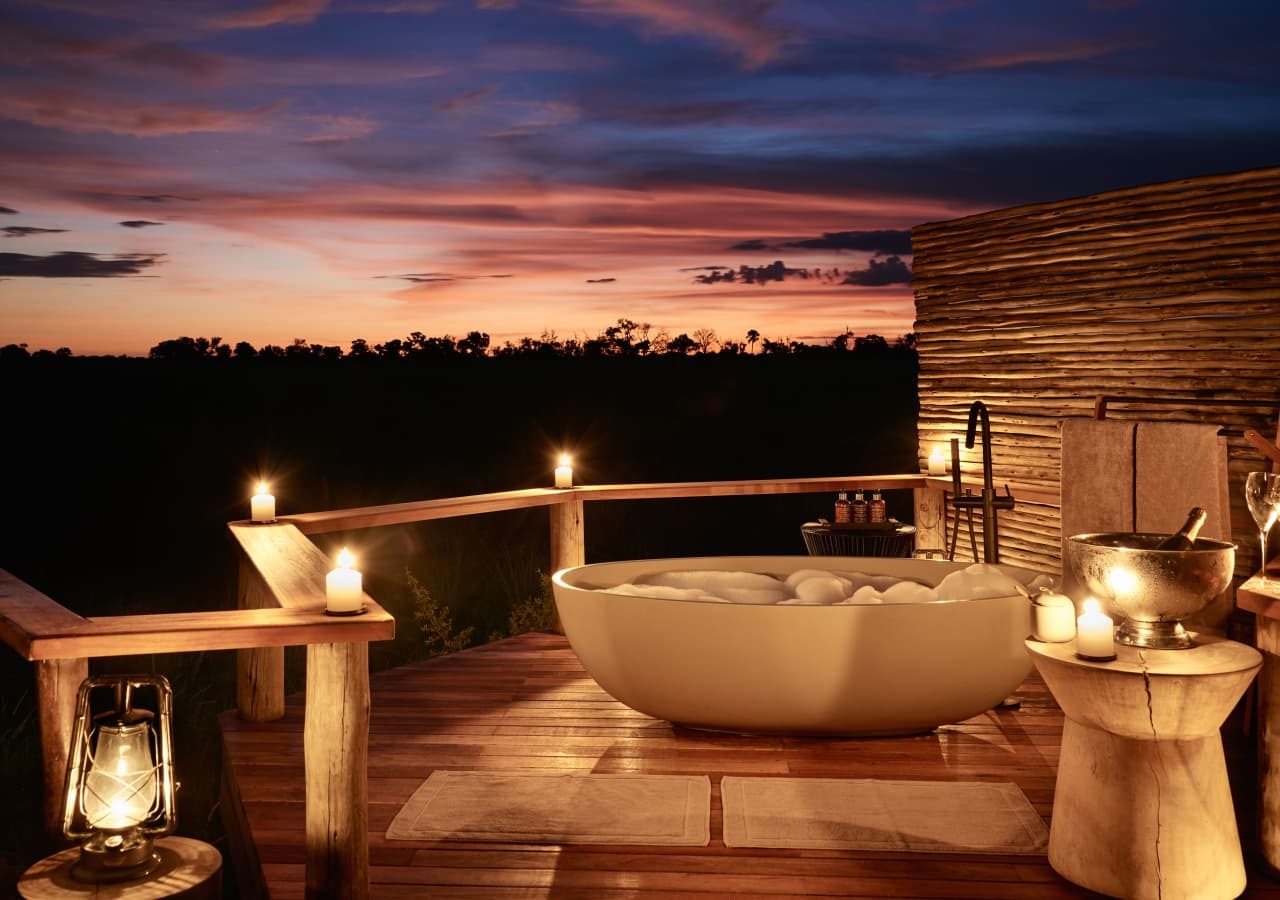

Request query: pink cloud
[
  {"left": 243, "top": 56, "right": 443, "bottom": 85},
  {"left": 298, "top": 114, "right": 379, "bottom": 143},
  {"left": 214, "top": 0, "right": 330, "bottom": 29},
  {"left": 948, "top": 37, "right": 1142, "bottom": 71},
  {"left": 0, "top": 86, "right": 287, "bottom": 135},
  {"left": 349, "top": 0, "right": 443, "bottom": 12},
  {"left": 436, "top": 84, "right": 502, "bottom": 113},
  {"left": 567, "top": 0, "right": 788, "bottom": 69}
]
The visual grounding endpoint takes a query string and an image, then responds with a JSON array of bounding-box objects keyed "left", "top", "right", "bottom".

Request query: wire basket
[{"left": 801, "top": 522, "right": 916, "bottom": 558}]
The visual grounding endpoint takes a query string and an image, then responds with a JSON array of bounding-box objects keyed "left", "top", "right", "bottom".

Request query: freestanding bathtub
[{"left": 552, "top": 555, "right": 1040, "bottom": 736}]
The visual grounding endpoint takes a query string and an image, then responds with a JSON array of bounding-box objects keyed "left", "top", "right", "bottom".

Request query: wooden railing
[{"left": 0, "top": 471, "right": 1061, "bottom": 898}]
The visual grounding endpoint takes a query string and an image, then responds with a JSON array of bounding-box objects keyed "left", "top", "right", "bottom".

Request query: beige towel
[
  {"left": 1060, "top": 419, "right": 1136, "bottom": 600},
  {"left": 1135, "top": 421, "right": 1232, "bottom": 631},
  {"left": 1134, "top": 422, "right": 1230, "bottom": 538}
]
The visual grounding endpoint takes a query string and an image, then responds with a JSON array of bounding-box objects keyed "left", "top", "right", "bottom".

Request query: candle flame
[
  {"left": 928, "top": 446, "right": 944, "bottom": 462},
  {"left": 1082, "top": 597, "right": 1099, "bottom": 615},
  {"left": 255, "top": 481, "right": 269, "bottom": 495},
  {"left": 558, "top": 453, "right": 571, "bottom": 467},
  {"left": 337, "top": 547, "right": 355, "bottom": 568}
]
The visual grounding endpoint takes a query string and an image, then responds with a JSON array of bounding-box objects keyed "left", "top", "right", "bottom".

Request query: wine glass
[{"left": 1245, "top": 472, "right": 1280, "bottom": 584}]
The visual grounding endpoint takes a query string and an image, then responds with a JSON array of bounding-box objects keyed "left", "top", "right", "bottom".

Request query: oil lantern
[{"left": 60, "top": 674, "right": 176, "bottom": 882}]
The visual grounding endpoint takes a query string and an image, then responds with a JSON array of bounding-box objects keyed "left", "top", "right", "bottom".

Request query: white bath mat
[
  {"left": 387, "top": 771, "right": 711, "bottom": 846},
  {"left": 721, "top": 777, "right": 1048, "bottom": 854}
]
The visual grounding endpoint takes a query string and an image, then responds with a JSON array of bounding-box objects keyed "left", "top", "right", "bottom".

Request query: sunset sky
[{"left": 1, "top": 0, "right": 1277, "bottom": 355}]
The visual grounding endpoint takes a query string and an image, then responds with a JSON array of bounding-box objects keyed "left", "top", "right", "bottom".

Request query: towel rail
[{"left": 1093, "top": 394, "right": 1255, "bottom": 436}]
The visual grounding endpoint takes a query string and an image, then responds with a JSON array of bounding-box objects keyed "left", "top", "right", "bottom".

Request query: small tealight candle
[
  {"left": 1076, "top": 597, "right": 1115, "bottom": 660},
  {"left": 554, "top": 453, "right": 573, "bottom": 489},
  {"left": 1032, "top": 590, "right": 1076, "bottom": 642},
  {"left": 251, "top": 482, "right": 276, "bottom": 523},
  {"left": 326, "top": 547, "right": 363, "bottom": 614},
  {"left": 927, "top": 445, "right": 946, "bottom": 476}
]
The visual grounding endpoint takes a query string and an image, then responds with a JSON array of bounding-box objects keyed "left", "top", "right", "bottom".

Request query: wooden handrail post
[
  {"left": 36, "top": 656, "right": 87, "bottom": 842},
  {"left": 549, "top": 497, "right": 586, "bottom": 572},
  {"left": 549, "top": 498, "right": 585, "bottom": 634},
  {"left": 913, "top": 486, "right": 947, "bottom": 557},
  {"left": 237, "top": 557, "right": 285, "bottom": 721},
  {"left": 304, "top": 640, "right": 370, "bottom": 900}
]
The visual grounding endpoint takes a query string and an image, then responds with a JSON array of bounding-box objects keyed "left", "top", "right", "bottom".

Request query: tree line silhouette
[{"left": 1, "top": 319, "right": 917, "bottom": 362}]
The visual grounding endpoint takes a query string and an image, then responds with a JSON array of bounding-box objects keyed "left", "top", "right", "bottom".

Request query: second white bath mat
[{"left": 721, "top": 776, "right": 1048, "bottom": 853}]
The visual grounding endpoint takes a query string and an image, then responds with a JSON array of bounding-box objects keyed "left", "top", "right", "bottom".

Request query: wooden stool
[
  {"left": 1027, "top": 636, "right": 1260, "bottom": 900},
  {"left": 18, "top": 836, "right": 221, "bottom": 899}
]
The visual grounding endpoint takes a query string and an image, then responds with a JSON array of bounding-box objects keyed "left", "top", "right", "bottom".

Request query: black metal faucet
[{"left": 952, "top": 400, "right": 1015, "bottom": 563}]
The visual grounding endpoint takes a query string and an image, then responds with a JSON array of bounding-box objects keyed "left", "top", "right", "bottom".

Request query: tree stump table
[
  {"left": 1235, "top": 567, "right": 1280, "bottom": 871},
  {"left": 1026, "top": 636, "right": 1260, "bottom": 900},
  {"left": 17, "top": 836, "right": 221, "bottom": 899}
]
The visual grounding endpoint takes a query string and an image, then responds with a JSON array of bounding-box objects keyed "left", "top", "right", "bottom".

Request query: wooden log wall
[{"left": 912, "top": 166, "right": 1280, "bottom": 576}]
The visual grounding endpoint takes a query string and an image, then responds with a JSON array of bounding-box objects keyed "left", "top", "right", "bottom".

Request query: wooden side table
[
  {"left": 1236, "top": 568, "right": 1280, "bottom": 871},
  {"left": 18, "top": 836, "right": 221, "bottom": 899},
  {"left": 1027, "top": 636, "right": 1260, "bottom": 900}
]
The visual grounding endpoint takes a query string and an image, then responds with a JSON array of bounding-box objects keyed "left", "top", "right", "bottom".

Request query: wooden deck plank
[{"left": 220, "top": 632, "right": 1280, "bottom": 898}]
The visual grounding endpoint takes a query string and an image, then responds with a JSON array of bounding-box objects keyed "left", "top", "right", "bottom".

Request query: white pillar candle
[
  {"left": 326, "top": 547, "right": 362, "bottom": 613},
  {"left": 251, "top": 482, "right": 276, "bottom": 522},
  {"left": 1032, "top": 591, "right": 1076, "bottom": 642},
  {"left": 1076, "top": 597, "right": 1115, "bottom": 659},
  {"left": 927, "top": 446, "right": 946, "bottom": 476},
  {"left": 554, "top": 453, "right": 573, "bottom": 489}
]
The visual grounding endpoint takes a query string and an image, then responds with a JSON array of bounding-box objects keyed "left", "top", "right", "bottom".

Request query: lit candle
[
  {"left": 1076, "top": 597, "right": 1115, "bottom": 659},
  {"left": 554, "top": 453, "right": 573, "bottom": 489},
  {"left": 326, "top": 547, "right": 362, "bottom": 614},
  {"left": 927, "top": 445, "right": 946, "bottom": 476},
  {"left": 1032, "top": 591, "right": 1076, "bottom": 642},
  {"left": 251, "top": 482, "right": 275, "bottom": 523}
]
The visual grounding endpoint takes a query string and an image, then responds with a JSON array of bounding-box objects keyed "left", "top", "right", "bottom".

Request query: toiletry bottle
[
  {"left": 869, "top": 491, "right": 887, "bottom": 523},
  {"left": 1155, "top": 507, "right": 1207, "bottom": 550},
  {"left": 852, "top": 491, "right": 869, "bottom": 523},
  {"left": 834, "top": 491, "right": 852, "bottom": 524}
]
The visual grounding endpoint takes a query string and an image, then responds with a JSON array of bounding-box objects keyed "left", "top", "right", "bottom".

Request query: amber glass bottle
[
  {"left": 834, "top": 491, "right": 852, "bottom": 524},
  {"left": 869, "top": 491, "right": 887, "bottom": 524},
  {"left": 852, "top": 491, "right": 869, "bottom": 524}
]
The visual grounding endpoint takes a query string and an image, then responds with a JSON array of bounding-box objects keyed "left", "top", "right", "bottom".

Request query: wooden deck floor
[{"left": 220, "top": 632, "right": 1280, "bottom": 899}]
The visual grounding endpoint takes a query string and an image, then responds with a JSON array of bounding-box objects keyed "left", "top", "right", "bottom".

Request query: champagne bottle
[{"left": 1155, "top": 507, "right": 1208, "bottom": 550}]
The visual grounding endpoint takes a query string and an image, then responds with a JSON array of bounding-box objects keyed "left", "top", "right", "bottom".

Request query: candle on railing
[
  {"left": 554, "top": 453, "right": 573, "bottom": 489},
  {"left": 927, "top": 445, "right": 946, "bottom": 476},
  {"left": 251, "top": 481, "right": 276, "bottom": 523},
  {"left": 1076, "top": 597, "right": 1115, "bottom": 660},
  {"left": 325, "top": 547, "right": 363, "bottom": 614}
]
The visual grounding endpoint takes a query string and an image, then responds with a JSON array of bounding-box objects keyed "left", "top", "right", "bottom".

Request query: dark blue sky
[{"left": 1, "top": 0, "right": 1277, "bottom": 353}]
